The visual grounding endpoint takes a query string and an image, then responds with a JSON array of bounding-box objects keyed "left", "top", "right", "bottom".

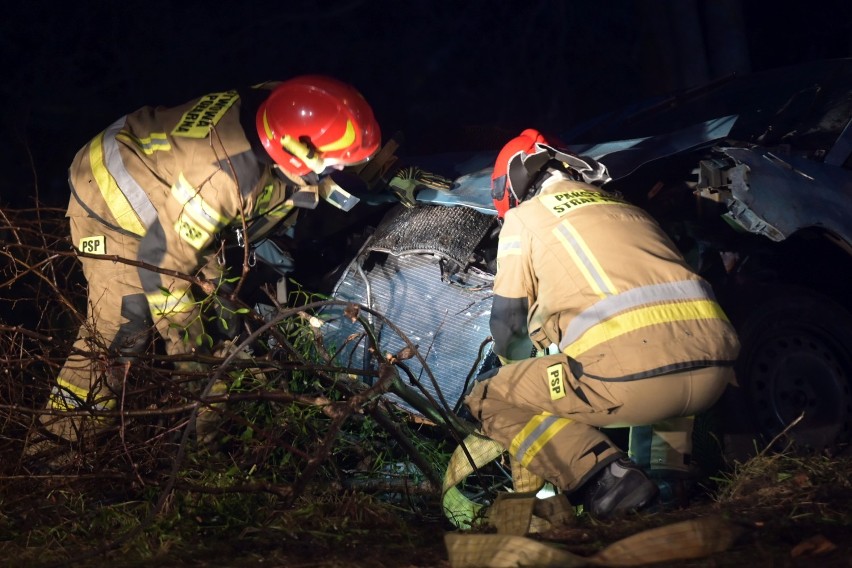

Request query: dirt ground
[
  {"left": 224, "top": 476, "right": 852, "bottom": 568},
  {"left": 1, "top": 452, "right": 851, "bottom": 567},
  {"left": 122, "top": 495, "right": 851, "bottom": 568},
  {"left": 94, "top": 457, "right": 852, "bottom": 568}
]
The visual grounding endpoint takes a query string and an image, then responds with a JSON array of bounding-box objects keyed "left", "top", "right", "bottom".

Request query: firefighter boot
[{"left": 576, "top": 457, "right": 659, "bottom": 520}]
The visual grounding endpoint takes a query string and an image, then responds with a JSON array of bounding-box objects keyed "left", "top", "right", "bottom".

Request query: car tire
[{"left": 728, "top": 286, "right": 852, "bottom": 455}]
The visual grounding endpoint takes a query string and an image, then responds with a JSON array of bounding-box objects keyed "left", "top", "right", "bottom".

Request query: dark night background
[{"left": 1, "top": 0, "right": 851, "bottom": 209}]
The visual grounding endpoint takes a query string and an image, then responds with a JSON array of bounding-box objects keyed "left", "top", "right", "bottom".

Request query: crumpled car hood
[{"left": 717, "top": 146, "right": 852, "bottom": 245}]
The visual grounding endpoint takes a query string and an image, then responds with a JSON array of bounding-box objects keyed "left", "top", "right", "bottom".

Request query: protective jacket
[
  {"left": 490, "top": 175, "right": 740, "bottom": 380},
  {"left": 464, "top": 172, "right": 740, "bottom": 493},
  {"left": 42, "top": 84, "right": 317, "bottom": 442},
  {"left": 67, "top": 83, "right": 304, "bottom": 334}
]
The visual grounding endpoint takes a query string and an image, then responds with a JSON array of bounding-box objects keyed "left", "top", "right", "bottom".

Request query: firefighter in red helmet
[
  {"left": 28, "top": 76, "right": 381, "bottom": 459},
  {"left": 465, "top": 129, "right": 740, "bottom": 519}
]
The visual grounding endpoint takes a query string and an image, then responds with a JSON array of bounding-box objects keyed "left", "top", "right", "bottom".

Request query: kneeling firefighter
[
  {"left": 32, "top": 76, "right": 383, "bottom": 454},
  {"left": 461, "top": 129, "right": 740, "bottom": 520}
]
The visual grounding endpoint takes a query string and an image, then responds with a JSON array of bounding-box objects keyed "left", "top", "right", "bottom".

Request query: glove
[{"left": 387, "top": 166, "right": 455, "bottom": 207}]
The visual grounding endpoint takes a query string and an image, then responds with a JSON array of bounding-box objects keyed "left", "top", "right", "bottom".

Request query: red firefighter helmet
[
  {"left": 256, "top": 75, "right": 381, "bottom": 176},
  {"left": 491, "top": 129, "right": 549, "bottom": 218}
]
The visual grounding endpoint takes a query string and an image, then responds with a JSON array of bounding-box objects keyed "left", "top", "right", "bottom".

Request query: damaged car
[
  {"left": 267, "top": 58, "right": 852, "bottom": 461},
  {"left": 561, "top": 57, "right": 852, "bottom": 456}
]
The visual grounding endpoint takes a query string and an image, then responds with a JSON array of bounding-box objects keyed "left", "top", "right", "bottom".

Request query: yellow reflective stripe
[
  {"left": 255, "top": 183, "right": 274, "bottom": 214},
  {"left": 146, "top": 288, "right": 196, "bottom": 316},
  {"left": 89, "top": 133, "right": 147, "bottom": 236},
  {"left": 496, "top": 235, "right": 522, "bottom": 259},
  {"left": 553, "top": 220, "right": 616, "bottom": 298},
  {"left": 559, "top": 279, "right": 717, "bottom": 351},
  {"left": 262, "top": 109, "right": 275, "bottom": 140},
  {"left": 317, "top": 119, "right": 356, "bottom": 152},
  {"left": 564, "top": 299, "right": 731, "bottom": 358},
  {"left": 50, "top": 378, "right": 116, "bottom": 418},
  {"left": 509, "top": 413, "right": 572, "bottom": 468},
  {"left": 115, "top": 131, "right": 171, "bottom": 155},
  {"left": 102, "top": 119, "right": 159, "bottom": 228},
  {"left": 171, "top": 174, "right": 228, "bottom": 234},
  {"left": 253, "top": 182, "right": 295, "bottom": 219},
  {"left": 54, "top": 377, "right": 89, "bottom": 401},
  {"left": 266, "top": 201, "right": 295, "bottom": 219}
]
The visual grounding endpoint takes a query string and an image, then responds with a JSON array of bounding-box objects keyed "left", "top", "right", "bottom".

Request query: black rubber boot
[{"left": 577, "top": 457, "right": 660, "bottom": 520}]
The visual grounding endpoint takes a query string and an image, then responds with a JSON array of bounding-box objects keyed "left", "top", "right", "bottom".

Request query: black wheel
[{"left": 733, "top": 287, "right": 852, "bottom": 453}]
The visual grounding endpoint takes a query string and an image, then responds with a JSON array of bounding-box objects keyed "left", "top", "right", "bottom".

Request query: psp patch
[
  {"left": 174, "top": 215, "right": 210, "bottom": 250},
  {"left": 79, "top": 236, "right": 106, "bottom": 255},
  {"left": 547, "top": 363, "right": 566, "bottom": 401}
]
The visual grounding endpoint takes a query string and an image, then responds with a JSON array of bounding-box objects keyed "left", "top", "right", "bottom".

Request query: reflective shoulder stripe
[
  {"left": 553, "top": 221, "right": 617, "bottom": 298},
  {"left": 89, "top": 131, "right": 147, "bottom": 237},
  {"left": 88, "top": 117, "right": 161, "bottom": 235},
  {"left": 102, "top": 118, "right": 160, "bottom": 229},
  {"left": 115, "top": 131, "right": 171, "bottom": 155},
  {"left": 559, "top": 279, "right": 718, "bottom": 351}
]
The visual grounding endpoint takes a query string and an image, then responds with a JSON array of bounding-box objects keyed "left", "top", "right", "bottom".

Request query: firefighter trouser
[
  {"left": 464, "top": 353, "right": 734, "bottom": 492},
  {"left": 40, "top": 215, "right": 211, "bottom": 443}
]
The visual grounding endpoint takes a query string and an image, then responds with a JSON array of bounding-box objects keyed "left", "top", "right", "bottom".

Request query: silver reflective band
[
  {"left": 554, "top": 222, "right": 615, "bottom": 297},
  {"left": 512, "top": 414, "right": 562, "bottom": 464},
  {"left": 103, "top": 118, "right": 159, "bottom": 229},
  {"left": 558, "top": 279, "right": 717, "bottom": 351}
]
